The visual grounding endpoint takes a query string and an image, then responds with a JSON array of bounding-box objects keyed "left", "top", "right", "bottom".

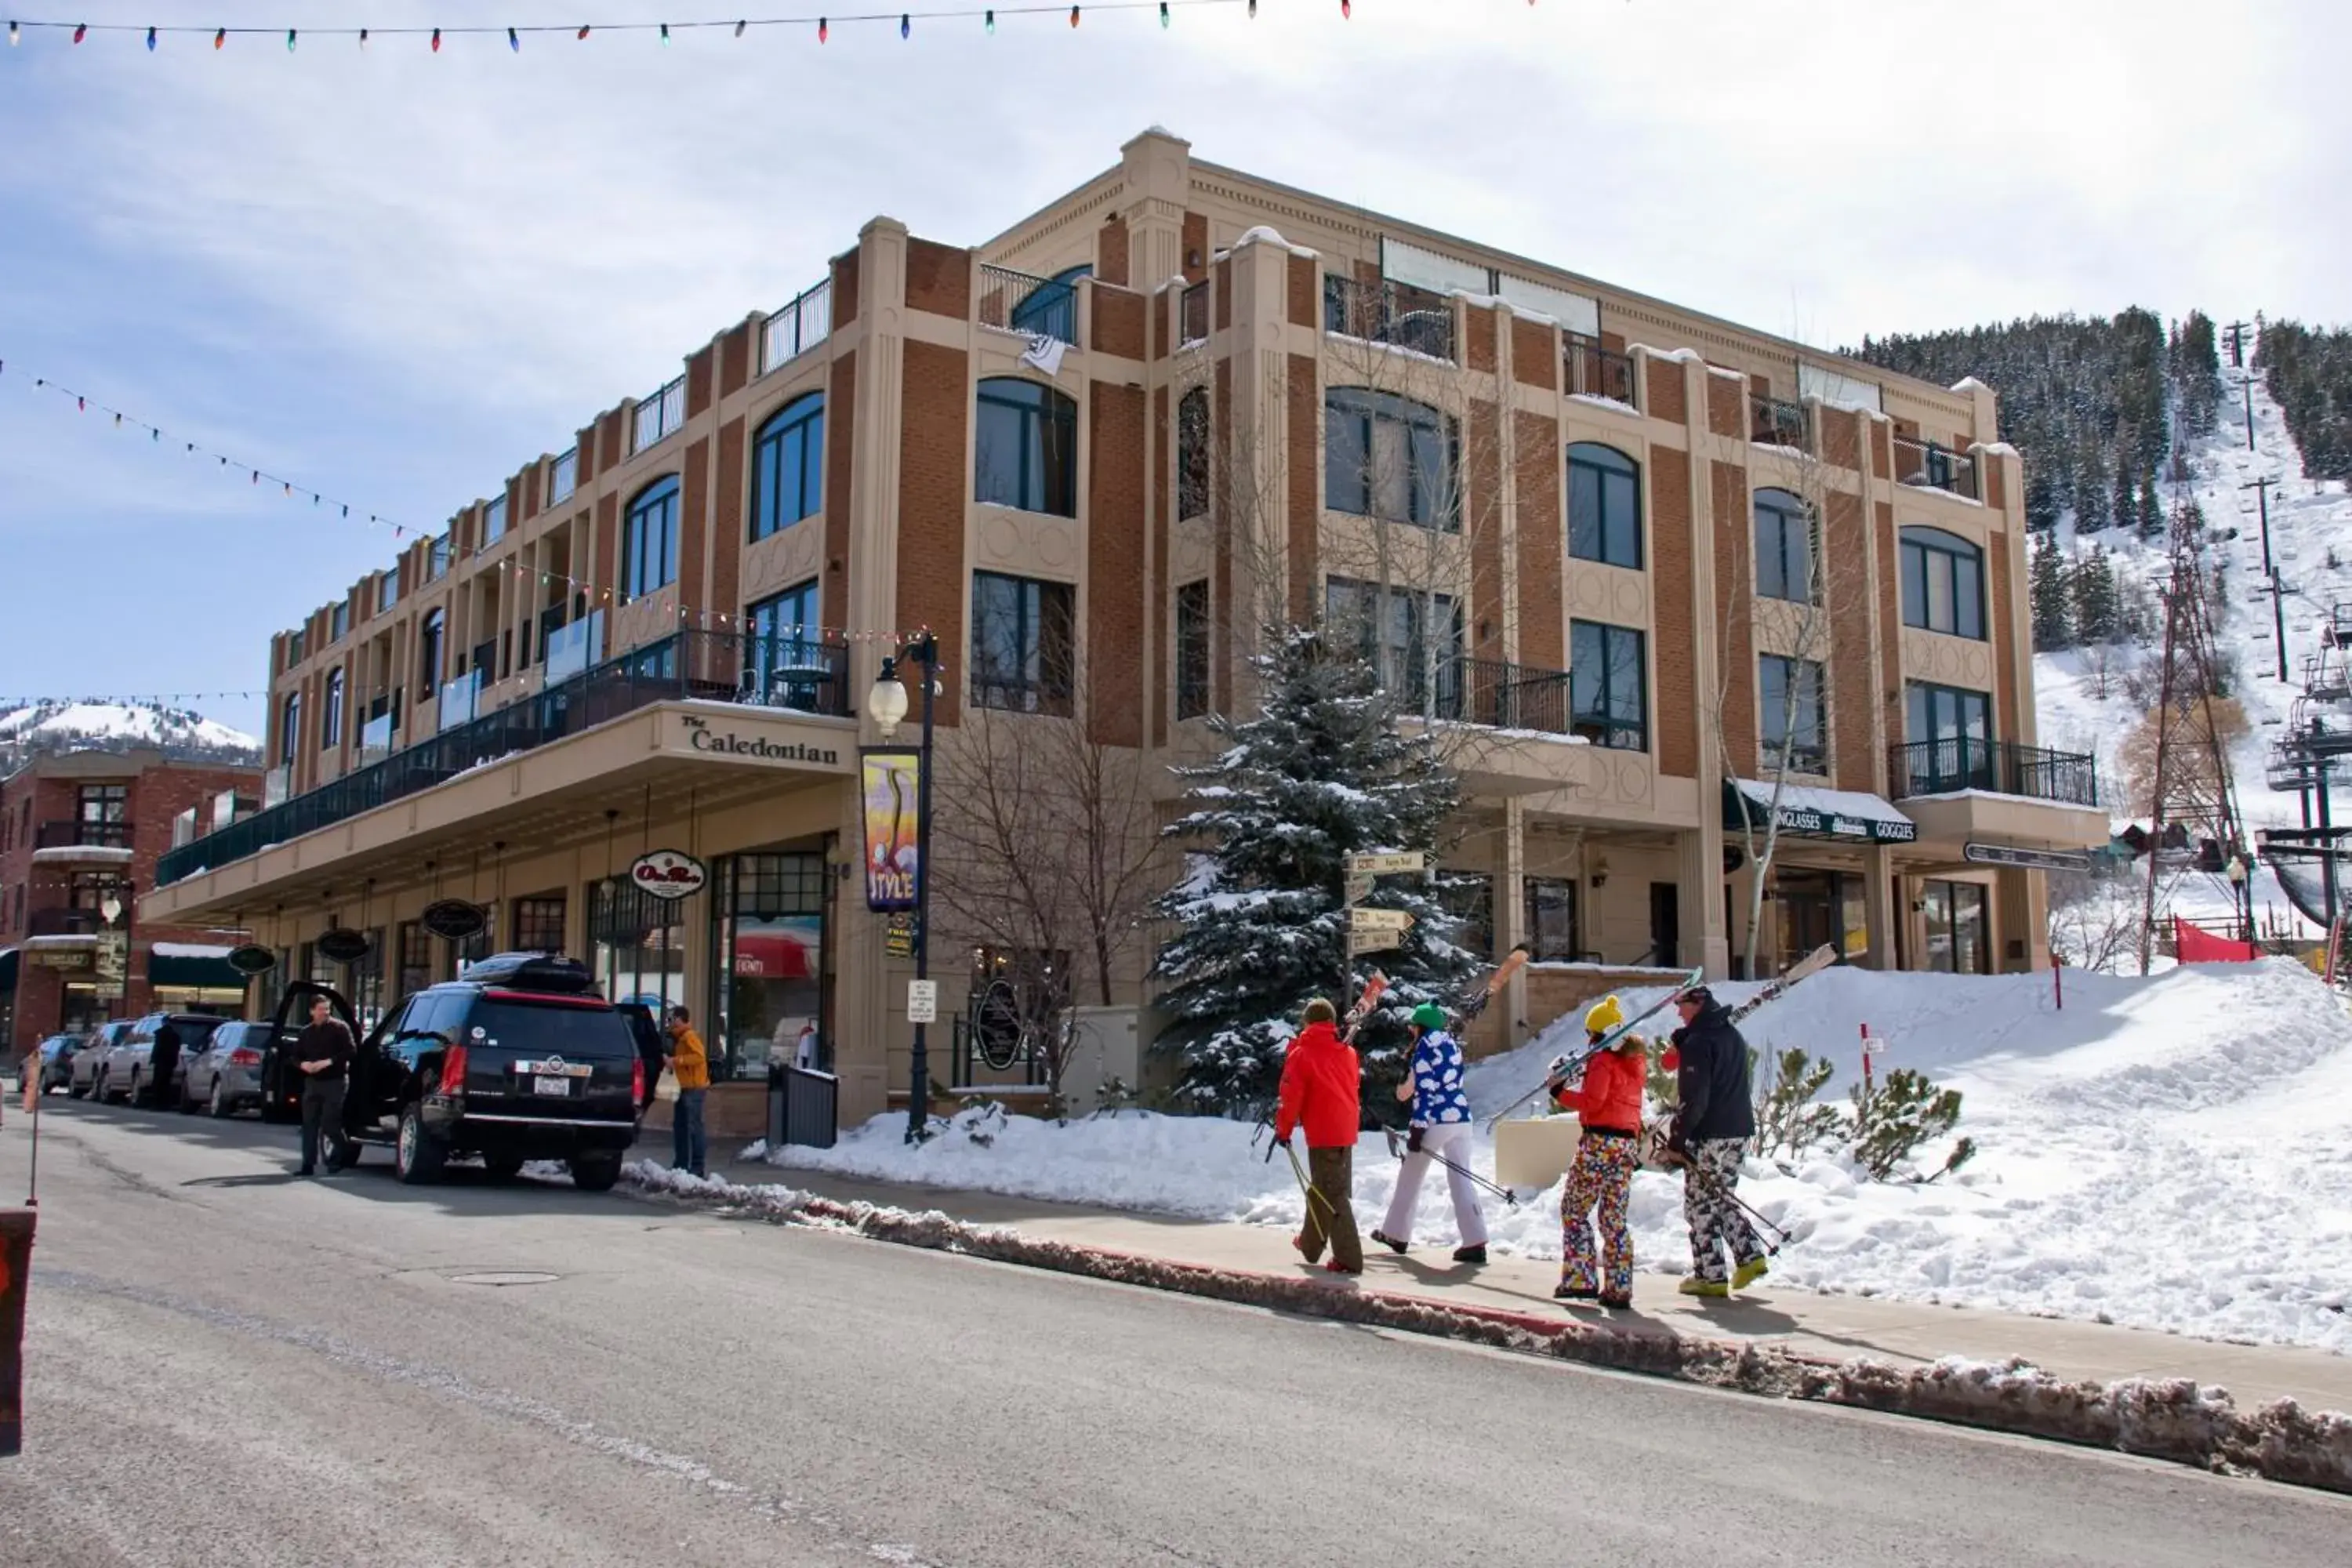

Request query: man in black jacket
[
  {"left": 292, "top": 996, "right": 356, "bottom": 1177},
  {"left": 1666, "top": 988, "right": 1768, "bottom": 1298}
]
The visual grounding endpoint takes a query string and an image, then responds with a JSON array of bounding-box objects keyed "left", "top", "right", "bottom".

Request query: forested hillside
[{"left": 2256, "top": 321, "right": 2352, "bottom": 481}]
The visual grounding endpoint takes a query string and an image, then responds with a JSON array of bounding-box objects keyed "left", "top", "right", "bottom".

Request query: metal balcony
[
  {"left": 1889, "top": 739, "right": 2099, "bottom": 807},
  {"left": 34, "top": 819, "right": 132, "bottom": 851}
]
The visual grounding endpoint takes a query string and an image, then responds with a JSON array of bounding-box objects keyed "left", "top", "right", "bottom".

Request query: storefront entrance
[
  {"left": 1918, "top": 878, "right": 1991, "bottom": 974},
  {"left": 710, "top": 849, "right": 830, "bottom": 1081},
  {"left": 1772, "top": 869, "right": 1871, "bottom": 975}
]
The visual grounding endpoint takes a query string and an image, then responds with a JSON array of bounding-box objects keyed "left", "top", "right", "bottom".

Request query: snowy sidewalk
[{"left": 713, "top": 1149, "right": 2352, "bottom": 1414}]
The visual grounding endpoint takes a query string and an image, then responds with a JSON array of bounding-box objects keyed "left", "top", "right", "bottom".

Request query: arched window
[
  {"left": 1012, "top": 264, "right": 1090, "bottom": 343},
  {"left": 975, "top": 378, "right": 1079, "bottom": 517},
  {"left": 1753, "top": 488, "right": 1816, "bottom": 604},
  {"left": 1567, "top": 442, "right": 1642, "bottom": 569},
  {"left": 1325, "top": 387, "right": 1456, "bottom": 531},
  {"left": 622, "top": 475, "right": 681, "bottom": 600},
  {"left": 750, "top": 393, "right": 824, "bottom": 543},
  {"left": 1900, "top": 525, "right": 1986, "bottom": 640},
  {"left": 1177, "top": 387, "right": 1210, "bottom": 520}
]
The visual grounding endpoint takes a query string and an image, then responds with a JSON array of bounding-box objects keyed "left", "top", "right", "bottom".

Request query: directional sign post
[
  {"left": 1347, "top": 906, "right": 1414, "bottom": 956},
  {"left": 1345, "top": 851, "right": 1427, "bottom": 877}
]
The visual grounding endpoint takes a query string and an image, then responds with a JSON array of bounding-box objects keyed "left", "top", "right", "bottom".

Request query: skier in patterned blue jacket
[{"left": 1371, "top": 1003, "right": 1490, "bottom": 1265}]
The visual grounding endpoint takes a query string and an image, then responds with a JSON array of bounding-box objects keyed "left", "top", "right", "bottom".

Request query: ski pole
[
  {"left": 1682, "top": 1162, "right": 1788, "bottom": 1250},
  {"left": 1283, "top": 1140, "right": 1335, "bottom": 1223},
  {"left": 1382, "top": 1128, "right": 1519, "bottom": 1207}
]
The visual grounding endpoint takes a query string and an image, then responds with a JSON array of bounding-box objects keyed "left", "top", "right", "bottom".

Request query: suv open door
[
  {"left": 615, "top": 1002, "right": 664, "bottom": 1118},
  {"left": 256, "top": 981, "right": 361, "bottom": 1124}
]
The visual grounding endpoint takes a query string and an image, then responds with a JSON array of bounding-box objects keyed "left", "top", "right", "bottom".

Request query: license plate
[{"left": 533, "top": 1076, "right": 572, "bottom": 1098}]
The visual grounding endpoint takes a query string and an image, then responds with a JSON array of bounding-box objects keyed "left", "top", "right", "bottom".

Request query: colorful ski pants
[
  {"left": 1683, "top": 1137, "right": 1766, "bottom": 1284},
  {"left": 1560, "top": 1129, "right": 1638, "bottom": 1300}
]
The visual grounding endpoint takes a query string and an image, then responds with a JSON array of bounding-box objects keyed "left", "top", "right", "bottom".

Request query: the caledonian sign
[{"left": 677, "top": 713, "right": 840, "bottom": 767}]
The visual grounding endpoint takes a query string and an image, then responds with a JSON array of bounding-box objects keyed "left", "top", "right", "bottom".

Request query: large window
[
  {"left": 1175, "top": 580, "right": 1210, "bottom": 720},
  {"left": 1326, "top": 577, "right": 1465, "bottom": 716},
  {"left": 622, "top": 476, "right": 681, "bottom": 600},
  {"left": 1904, "top": 680, "right": 1995, "bottom": 792},
  {"left": 321, "top": 669, "right": 344, "bottom": 752},
  {"left": 1524, "top": 877, "right": 1581, "bottom": 962},
  {"left": 378, "top": 565, "right": 399, "bottom": 612},
  {"left": 745, "top": 579, "right": 824, "bottom": 709},
  {"left": 279, "top": 691, "right": 302, "bottom": 765},
  {"left": 717, "top": 852, "right": 829, "bottom": 1081},
  {"left": 330, "top": 601, "right": 350, "bottom": 643},
  {"left": 396, "top": 922, "right": 433, "bottom": 1002},
  {"left": 512, "top": 894, "right": 568, "bottom": 954},
  {"left": 1920, "top": 879, "right": 1991, "bottom": 975},
  {"left": 1759, "top": 654, "right": 1828, "bottom": 775},
  {"left": 1754, "top": 488, "right": 1817, "bottom": 604},
  {"left": 77, "top": 784, "right": 127, "bottom": 825},
  {"left": 1567, "top": 442, "right": 1642, "bottom": 569},
  {"left": 1570, "top": 619, "right": 1647, "bottom": 751},
  {"left": 975, "top": 378, "right": 1079, "bottom": 517},
  {"left": 1177, "top": 387, "right": 1210, "bottom": 520},
  {"left": 1325, "top": 387, "right": 1456, "bottom": 531},
  {"left": 751, "top": 393, "right": 825, "bottom": 541},
  {"left": 1900, "top": 525, "right": 1986, "bottom": 640},
  {"left": 589, "top": 881, "right": 684, "bottom": 1018},
  {"left": 417, "top": 608, "right": 445, "bottom": 692},
  {"left": 971, "top": 571, "right": 1076, "bottom": 715}
]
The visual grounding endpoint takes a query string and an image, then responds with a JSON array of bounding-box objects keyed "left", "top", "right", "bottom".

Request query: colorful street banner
[{"left": 860, "top": 749, "right": 923, "bottom": 912}]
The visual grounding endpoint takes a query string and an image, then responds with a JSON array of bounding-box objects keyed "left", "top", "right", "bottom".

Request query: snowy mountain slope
[
  {"left": 2033, "top": 329, "right": 2352, "bottom": 941},
  {"left": 0, "top": 700, "right": 260, "bottom": 767},
  {"left": 766, "top": 962, "right": 2352, "bottom": 1352}
]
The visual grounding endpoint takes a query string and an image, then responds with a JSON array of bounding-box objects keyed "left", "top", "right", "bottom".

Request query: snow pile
[
  {"left": 0, "top": 700, "right": 260, "bottom": 764},
  {"left": 768, "top": 962, "right": 2352, "bottom": 1352}
]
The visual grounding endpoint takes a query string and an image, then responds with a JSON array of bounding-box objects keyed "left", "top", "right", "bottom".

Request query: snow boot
[
  {"left": 1677, "top": 1276, "right": 1729, "bottom": 1298},
  {"left": 1733, "top": 1257, "right": 1769, "bottom": 1291},
  {"left": 1598, "top": 1291, "right": 1634, "bottom": 1310},
  {"left": 1324, "top": 1258, "right": 1362, "bottom": 1276},
  {"left": 1554, "top": 1282, "right": 1599, "bottom": 1302},
  {"left": 1370, "top": 1229, "right": 1409, "bottom": 1255},
  {"left": 1452, "top": 1243, "right": 1487, "bottom": 1265}
]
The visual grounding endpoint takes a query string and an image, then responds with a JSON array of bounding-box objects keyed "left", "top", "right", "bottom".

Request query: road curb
[{"left": 626, "top": 1167, "right": 2352, "bottom": 1495}]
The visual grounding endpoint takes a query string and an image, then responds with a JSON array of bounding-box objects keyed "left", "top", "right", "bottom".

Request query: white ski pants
[{"left": 1381, "top": 1121, "right": 1489, "bottom": 1247}]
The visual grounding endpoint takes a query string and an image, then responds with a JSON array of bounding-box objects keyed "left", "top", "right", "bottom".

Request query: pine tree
[
  {"left": 2114, "top": 448, "right": 2140, "bottom": 539},
  {"left": 2071, "top": 437, "right": 2110, "bottom": 534},
  {"left": 2029, "top": 535, "right": 2074, "bottom": 650},
  {"left": 2138, "top": 473, "right": 2163, "bottom": 537},
  {"left": 1150, "top": 625, "right": 1479, "bottom": 1118},
  {"left": 2071, "top": 547, "right": 2120, "bottom": 644}
]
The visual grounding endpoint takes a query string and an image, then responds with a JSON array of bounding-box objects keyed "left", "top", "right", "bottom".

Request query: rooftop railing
[
  {"left": 632, "top": 375, "right": 687, "bottom": 455},
  {"left": 1751, "top": 394, "right": 1809, "bottom": 448},
  {"left": 1889, "top": 738, "right": 2099, "bottom": 807},
  {"left": 761, "top": 278, "right": 834, "bottom": 375},
  {"left": 1563, "top": 332, "right": 1638, "bottom": 408},
  {"left": 1179, "top": 281, "right": 1210, "bottom": 346},
  {"left": 979, "top": 263, "right": 1081, "bottom": 347},
  {"left": 1323, "top": 274, "right": 1455, "bottom": 363},
  {"left": 34, "top": 819, "right": 132, "bottom": 851},
  {"left": 1893, "top": 435, "right": 1980, "bottom": 500}
]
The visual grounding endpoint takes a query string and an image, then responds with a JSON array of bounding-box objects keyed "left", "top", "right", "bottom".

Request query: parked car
[
  {"left": 97, "top": 1013, "right": 225, "bottom": 1108},
  {"left": 27, "top": 1033, "right": 85, "bottom": 1094},
  {"left": 70, "top": 1021, "right": 135, "bottom": 1099},
  {"left": 178, "top": 1019, "right": 270, "bottom": 1117},
  {"left": 333, "top": 952, "right": 644, "bottom": 1189}
]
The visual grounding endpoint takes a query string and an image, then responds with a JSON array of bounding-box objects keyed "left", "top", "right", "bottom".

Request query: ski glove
[{"left": 1406, "top": 1127, "right": 1424, "bottom": 1154}]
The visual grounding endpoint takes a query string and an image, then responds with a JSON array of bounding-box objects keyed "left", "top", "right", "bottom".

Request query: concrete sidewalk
[{"left": 699, "top": 1143, "right": 2352, "bottom": 1414}]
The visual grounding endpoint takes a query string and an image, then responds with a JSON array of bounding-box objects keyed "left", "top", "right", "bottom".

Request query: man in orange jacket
[
  {"left": 1275, "top": 997, "right": 1363, "bottom": 1274},
  {"left": 664, "top": 1005, "right": 712, "bottom": 1178}
]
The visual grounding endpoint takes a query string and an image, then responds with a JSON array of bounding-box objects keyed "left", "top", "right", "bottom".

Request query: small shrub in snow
[
  {"left": 1851, "top": 1068, "right": 1966, "bottom": 1180},
  {"left": 1754, "top": 1047, "right": 1849, "bottom": 1160}
]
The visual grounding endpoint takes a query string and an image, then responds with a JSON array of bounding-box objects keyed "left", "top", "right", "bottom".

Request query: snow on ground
[
  {"left": 766, "top": 962, "right": 2352, "bottom": 1352},
  {"left": 2034, "top": 333, "right": 2352, "bottom": 944}
]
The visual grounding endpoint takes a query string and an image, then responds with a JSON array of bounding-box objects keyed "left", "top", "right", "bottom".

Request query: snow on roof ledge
[
  {"left": 151, "top": 942, "right": 235, "bottom": 959},
  {"left": 1951, "top": 376, "right": 1994, "bottom": 395},
  {"left": 1232, "top": 225, "right": 1319, "bottom": 260},
  {"left": 1450, "top": 290, "right": 1558, "bottom": 328},
  {"left": 1628, "top": 343, "right": 1708, "bottom": 365},
  {"left": 1979, "top": 441, "right": 2021, "bottom": 458}
]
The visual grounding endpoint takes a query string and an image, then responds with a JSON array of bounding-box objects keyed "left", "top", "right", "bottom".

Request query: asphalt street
[{"left": 1, "top": 1094, "right": 2347, "bottom": 1568}]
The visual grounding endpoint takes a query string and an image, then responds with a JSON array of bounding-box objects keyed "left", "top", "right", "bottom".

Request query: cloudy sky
[{"left": 2, "top": 0, "right": 2344, "bottom": 739}]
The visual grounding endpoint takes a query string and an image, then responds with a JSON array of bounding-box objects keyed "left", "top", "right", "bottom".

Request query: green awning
[
  {"left": 146, "top": 946, "right": 246, "bottom": 990},
  {"left": 1723, "top": 780, "right": 1918, "bottom": 845}
]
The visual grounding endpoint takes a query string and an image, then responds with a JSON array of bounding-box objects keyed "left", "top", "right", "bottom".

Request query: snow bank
[{"left": 770, "top": 963, "right": 2352, "bottom": 1353}]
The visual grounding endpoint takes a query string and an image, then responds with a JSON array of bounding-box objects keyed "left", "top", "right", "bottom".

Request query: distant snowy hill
[{"left": 0, "top": 701, "right": 262, "bottom": 771}]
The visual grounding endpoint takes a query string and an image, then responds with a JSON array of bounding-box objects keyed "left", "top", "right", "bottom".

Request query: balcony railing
[
  {"left": 1893, "top": 436, "right": 1980, "bottom": 500},
  {"left": 1323, "top": 274, "right": 1456, "bottom": 363},
  {"left": 632, "top": 375, "right": 688, "bottom": 455},
  {"left": 1447, "top": 657, "right": 1573, "bottom": 735},
  {"left": 427, "top": 530, "right": 452, "bottom": 581},
  {"left": 979, "top": 264, "right": 1081, "bottom": 346},
  {"left": 157, "top": 630, "right": 855, "bottom": 890},
  {"left": 1889, "top": 738, "right": 2099, "bottom": 808},
  {"left": 1179, "top": 281, "right": 1210, "bottom": 346},
  {"left": 543, "top": 610, "right": 604, "bottom": 684},
  {"left": 27, "top": 906, "right": 103, "bottom": 938},
  {"left": 1751, "top": 394, "right": 1809, "bottom": 448},
  {"left": 263, "top": 764, "right": 292, "bottom": 810},
  {"left": 34, "top": 819, "right": 132, "bottom": 851},
  {"left": 1563, "top": 332, "right": 1638, "bottom": 408},
  {"left": 548, "top": 449, "right": 578, "bottom": 506},
  {"left": 760, "top": 278, "right": 833, "bottom": 374},
  {"left": 438, "top": 669, "right": 482, "bottom": 732}
]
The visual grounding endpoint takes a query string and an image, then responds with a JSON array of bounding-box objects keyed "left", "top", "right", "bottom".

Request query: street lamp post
[{"left": 868, "top": 633, "right": 939, "bottom": 1145}]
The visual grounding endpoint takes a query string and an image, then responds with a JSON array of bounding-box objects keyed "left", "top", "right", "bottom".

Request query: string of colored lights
[
  {"left": 2, "top": 2, "right": 1383, "bottom": 54},
  {"left": 0, "top": 359, "right": 940, "bottom": 647}
]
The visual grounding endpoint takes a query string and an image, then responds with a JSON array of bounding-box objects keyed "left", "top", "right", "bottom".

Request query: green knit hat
[{"left": 1410, "top": 1002, "right": 1448, "bottom": 1031}]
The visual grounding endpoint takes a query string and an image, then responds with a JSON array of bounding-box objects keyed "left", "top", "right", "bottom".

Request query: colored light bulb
[
  {"left": 900, "top": 13, "right": 909, "bottom": 38},
  {"left": 214, "top": 26, "right": 225, "bottom": 48},
  {"left": 146, "top": 25, "right": 155, "bottom": 49},
  {"left": 985, "top": 9, "right": 995, "bottom": 32},
  {"left": 1160, "top": 2, "right": 1170, "bottom": 25},
  {"left": 578, "top": 24, "right": 590, "bottom": 38},
  {"left": 508, "top": 26, "right": 520, "bottom": 51},
  {"left": 1070, "top": 5, "right": 1080, "bottom": 25},
  {"left": 735, "top": 20, "right": 746, "bottom": 37},
  {"left": 359, "top": 27, "right": 368, "bottom": 48},
  {"left": 286, "top": 27, "right": 296, "bottom": 51},
  {"left": 818, "top": 17, "right": 828, "bottom": 42},
  {"left": 7, "top": 22, "right": 18, "bottom": 47},
  {"left": 72, "top": 22, "right": 85, "bottom": 43},
  {"left": 430, "top": 27, "right": 441, "bottom": 51},
  {"left": 660, "top": 23, "right": 670, "bottom": 45}
]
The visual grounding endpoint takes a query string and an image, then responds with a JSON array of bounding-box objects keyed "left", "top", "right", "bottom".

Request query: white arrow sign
[
  {"left": 1345, "top": 851, "right": 1427, "bottom": 876},
  {"left": 1348, "top": 930, "right": 1400, "bottom": 956},
  {"left": 1349, "top": 907, "right": 1415, "bottom": 935}
]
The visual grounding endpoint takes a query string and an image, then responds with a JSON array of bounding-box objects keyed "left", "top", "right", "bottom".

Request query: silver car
[
  {"left": 98, "top": 1013, "right": 223, "bottom": 1107},
  {"left": 70, "top": 1021, "right": 134, "bottom": 1099},
  {"left": 180, "top": 1020, "right": 267, "bottom": 1117}
]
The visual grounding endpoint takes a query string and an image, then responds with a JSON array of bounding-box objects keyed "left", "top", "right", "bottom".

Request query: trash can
[
  {"left": 1, "top": 1207, "right": 34, "bottom": 1457},
  {"left": 766, "top": 1064, "right": 838, "bottom": 1151}
]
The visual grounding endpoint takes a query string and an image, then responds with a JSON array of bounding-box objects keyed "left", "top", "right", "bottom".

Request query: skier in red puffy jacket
[
  {"left": 1275, "top": 998, "right": 1363, "bottom": 1274},
  {"left": 1546, "top": 995, "right": 1649, "bottom": 1308}
]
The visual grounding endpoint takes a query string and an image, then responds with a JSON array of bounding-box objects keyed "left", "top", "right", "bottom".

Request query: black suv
[{"left": 269, "top": 955, "right": 644, "bottom": 1190}]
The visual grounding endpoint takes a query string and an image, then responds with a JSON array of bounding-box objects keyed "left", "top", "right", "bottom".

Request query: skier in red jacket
[
  {"left": 1546, "top": 995, "right": 1650, "bottom": 1308},
  {"left": 1275, "top": 998, "right": 1364, "bottom": 1274}
]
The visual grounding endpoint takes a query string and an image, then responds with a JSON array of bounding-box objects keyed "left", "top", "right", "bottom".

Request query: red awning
[{"left": 2173, "top": 917, "right": 2259, "bottom": 964}]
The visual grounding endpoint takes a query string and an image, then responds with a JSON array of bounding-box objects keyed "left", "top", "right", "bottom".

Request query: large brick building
[
  {"left": 140, "top": 129, "right": 2103, "bottom": 1131},
  {"left": 2, "top": 748, "right": 262, "bottom": 1057}
]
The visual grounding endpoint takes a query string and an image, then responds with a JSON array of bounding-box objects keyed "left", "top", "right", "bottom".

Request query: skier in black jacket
[{"left": 1664, "top": 988, "right": 1768, "bottom": 1298}]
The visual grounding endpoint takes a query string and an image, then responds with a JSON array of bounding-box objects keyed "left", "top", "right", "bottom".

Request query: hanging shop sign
[
  {"left": 1963, "top": 842, "right": 2092, "bottom": 873},
  {"left": 315, "top": 927, "right": 374, "bottom": 965},
  {"left": 93, "top": 931, "right": 130, "bottom": 1000},
  {"left": 860, "top": 750, "right": 924, "bottom": 912},
  {"left": 630, "top": 850, "right": 707, "bottom": 902},
  {"left": 225, "top": 944, "right": 278, "bottom": 977},
  {"left": 1722, "top": 782, "right": 1917, "bottom": 845},
  {"left": 419, "top": 899, "right": 489, "bottom": 942},
  {"left": 884, "top": 914, "right": 916, "bottom": 960}
]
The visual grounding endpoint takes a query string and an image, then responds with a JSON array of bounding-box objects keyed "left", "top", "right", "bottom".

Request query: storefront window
[
  {"left": 1439, "top": 873, "right": 1494, "bottom": 960},
  {"left": 713, "top": 851, "right": 827, "bottom": 1082},
  {"left": 1523, "top": 878, "right": 1581, "bottom": 961},
  {"left": 589, "top": 881, "right": 687, "bottom": 1021},
  {"left": 1920, "top": 880, "right": 1990, "bottom": 975},
  {"left": 512, "top": 893, "right": 568, "bottom": 953},
  {"left": 396, "top": 923, "right": 432, "bottom": 1001}
]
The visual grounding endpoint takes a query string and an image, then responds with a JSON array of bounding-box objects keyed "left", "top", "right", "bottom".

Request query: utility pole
[
  {"left": 2221, "top": 320, "right": 2250, "bottom": 368},
  {"left": 2245, "top": 477, "right": 2288, "bottom": 681}
]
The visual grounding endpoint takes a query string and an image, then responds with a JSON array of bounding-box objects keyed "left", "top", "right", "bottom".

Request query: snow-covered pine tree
[
  {"left": 2071, "top": 547, "right": 2119, "bottom": 644},
  {"left": 2029, "top": 534, "right": 2074, "bottom": 650},
  {"left": 1149, "top": 624, "right": 1479, "bottom": 1120}
]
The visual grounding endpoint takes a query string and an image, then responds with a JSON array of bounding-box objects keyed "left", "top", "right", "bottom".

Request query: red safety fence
[{"left": 2173, "top": 917, "right": 2261, "bottom": 964}]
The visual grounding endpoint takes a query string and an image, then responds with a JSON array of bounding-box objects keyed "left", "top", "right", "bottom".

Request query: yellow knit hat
[{"left": 1583, "top": 995, "right": 1624, "bottom": 1035}]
